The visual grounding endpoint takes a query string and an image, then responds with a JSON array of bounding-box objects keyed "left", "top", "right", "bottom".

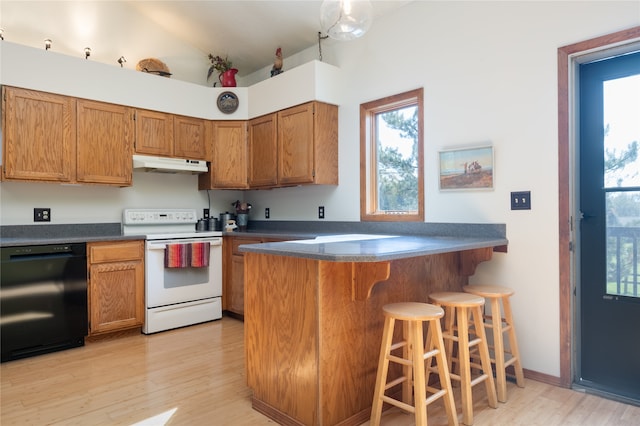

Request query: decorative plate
[{"left": 217, "top": 91, "right": 239, "bottom": 114}]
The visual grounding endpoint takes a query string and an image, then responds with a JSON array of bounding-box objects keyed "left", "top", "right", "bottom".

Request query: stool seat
[
  {"left": 382, "top": 302, "right": 445, "bottom": 321},
  {"left": 371, "top": 302, "right": 458, "bottom": 426},
  {"left": 462, "top": 285, "right": 514, "bottom": 298},
  {"left": 429, "top": 291, "right": 485, "bottom": 307},
  {"left": 463, "top": 285, "right": 525, "bottom": 403},
  {"left": 429, "top": 292, "right": 498, "bottom": 425}
]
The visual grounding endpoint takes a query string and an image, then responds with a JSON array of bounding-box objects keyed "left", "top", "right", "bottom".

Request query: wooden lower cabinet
[
  {"left": 87, "top": 240, "right": 144, "bottom": 335},
  {"left": 224, "top": 236, "right": 286, "bottom": 318}
]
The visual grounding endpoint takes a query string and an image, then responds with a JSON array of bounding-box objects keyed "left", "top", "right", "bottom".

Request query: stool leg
[
  {"left": 443, "top": 305, "right": 456, "bottom": 375},
  {"left": 503, "top": 297, "right": 525, "bottom": 388},
  {"left": 457, "top": 306, "right": 474, "bottom": 426},
  {"left": 490, "top": 297, "right": 507, "bottom": 402},
  {"left": 403, "top": 320, "right": 413, "bottom": 407},
  {"left": 371, "top": 316, "right": 395, "bottom": 426},
  {"left": 472, "top": 306, "right": 498, "bottom": 410},
  {"left": 430, "top": 318, "right": 459, "bottom": 426},
  {"left": 410, "top": 320, "right": 428, "bottom": 426}
]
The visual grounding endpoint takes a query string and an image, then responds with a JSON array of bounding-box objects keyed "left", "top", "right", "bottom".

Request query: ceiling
[
  {"left": 1, "top": 1, "right": 412, "bottom": 78},
  {"left": 130, "top": 1, "right": 412, "bottom": 75}
]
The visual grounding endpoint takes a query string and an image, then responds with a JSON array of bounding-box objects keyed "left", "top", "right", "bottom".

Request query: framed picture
[{"left": 439, "top": 145, "right": 494, "bottom": 190}]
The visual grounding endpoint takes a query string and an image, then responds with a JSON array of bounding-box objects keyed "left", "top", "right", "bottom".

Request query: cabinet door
[
  {"left": 2, "top": 86, "right": 76, "bottom": 182},
  {"left": 174, "top": 115, "right": 207, "bottom": 160},
  {"left": 248, "top": 113, "right": 278, "bottom": 188},
  {"left": 200, "top": 120, "right": 248, "bottom": 189},
  {"left": 229, "top": 255, "right": 246, "bottom": 315},
  {"left": 135, "top": 109, "right": 174, "bottom": 156},
  {"left": 88, "top": 241, "right": 144, "bottom": 335},
  {"left": 278, "top": 103, "right": 315, "bottom": 185},
  {"left": 77, "top": 99, "right": 134, "bottom": 186}
]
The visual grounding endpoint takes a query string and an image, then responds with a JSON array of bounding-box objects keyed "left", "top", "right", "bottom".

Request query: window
[{"left": 360, "top": 88, "right": 424, "bottom": 221}]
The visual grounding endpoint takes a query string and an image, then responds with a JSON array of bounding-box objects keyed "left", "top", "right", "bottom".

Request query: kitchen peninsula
[{"left": 240, "top": 228, "right": 508, "bottom": 426}]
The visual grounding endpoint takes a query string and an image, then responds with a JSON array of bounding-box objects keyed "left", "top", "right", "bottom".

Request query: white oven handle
[{"left": 147, "top": 238, "right": 222, "bottom": 250}]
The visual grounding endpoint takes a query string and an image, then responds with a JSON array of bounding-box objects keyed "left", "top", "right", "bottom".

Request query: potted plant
[{"left": 208, "top": 54, "right": 238, "bottom": 87}]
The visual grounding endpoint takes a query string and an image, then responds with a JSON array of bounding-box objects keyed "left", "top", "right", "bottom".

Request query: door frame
[{"left": 557, "top": 26, "right": 640, "bottom": 388}]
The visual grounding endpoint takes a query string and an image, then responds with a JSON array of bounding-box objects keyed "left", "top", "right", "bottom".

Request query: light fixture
[
  {"left": 44, "top": 39, "right": 52, "bottom": 50},
  {"left": 0, "top": 29, "right": 4, "bottom": 41},
  {"left": 117, "top": 56, "right": 127, "bottom": 67},
  {"left": 320, "top": 0, "right": 373, "bottom": 41},
  {"left": 84, "top": 47, "right": 91, "bottom": 59},
  {"left": 318, "top": 32, "right": 329, "bottom": 62}
]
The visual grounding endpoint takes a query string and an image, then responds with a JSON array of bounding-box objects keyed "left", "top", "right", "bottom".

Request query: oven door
[{"left": 145, "top": 237, "right": 222, "bottom": 308}]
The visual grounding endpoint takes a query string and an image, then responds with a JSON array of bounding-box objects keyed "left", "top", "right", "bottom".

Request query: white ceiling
[
  {"left": 131, "top": 1, "right": 414, "bottom": 75},
  {"left": 1, "top": 1, "right": 412, "bottom": 78}
]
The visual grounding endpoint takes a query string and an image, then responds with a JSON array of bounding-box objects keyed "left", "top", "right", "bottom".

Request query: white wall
[
  {"left": 245, "top": 1, "right": 640, "bottom": 378},
  {"left": 1, "top": 1, "right": 639, "bottom": 379}
]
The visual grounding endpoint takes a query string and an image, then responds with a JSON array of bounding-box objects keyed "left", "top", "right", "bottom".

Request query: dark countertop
[
  {"left": 238, "top": 234, "right": 508, "bottom": 262},
  {"left": 0, "top": 223, "right": 145, "bottom": 247},
  {"left": 1, "top": 221, "right": 507, "bottom": 252}
]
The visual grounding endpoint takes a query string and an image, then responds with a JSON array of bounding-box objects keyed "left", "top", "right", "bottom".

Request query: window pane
[
  {"left": 375, "top": 106, "right": 418, "bottom": 212},
  {"left": 603, "top": 74, "right": 640, "bottom": 188},
  {"left": 606, "top": 191, "right": 640, "bottom": 298}
]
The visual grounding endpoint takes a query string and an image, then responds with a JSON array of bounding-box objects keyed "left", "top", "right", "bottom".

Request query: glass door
[{"left": 578, "top": 51, "right": 640, "bottom": 402}]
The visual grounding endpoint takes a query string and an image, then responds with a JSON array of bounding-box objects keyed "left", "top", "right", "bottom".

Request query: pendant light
[{"left": 320, "top": 0, "right": 373, "bottom": 41}]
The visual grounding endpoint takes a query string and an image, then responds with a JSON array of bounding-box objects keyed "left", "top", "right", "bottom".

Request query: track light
[
  {"left": 44, "top": 39, "right": 52, "bottom": 50},
  {"left": 84, "top": 47, "right": 91, "bottom": 59},
  {"left": 117, "top": 56, "right": 127, "bottom": 67}
]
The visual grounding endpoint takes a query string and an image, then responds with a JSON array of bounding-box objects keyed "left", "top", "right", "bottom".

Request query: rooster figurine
[{"left": 270, "top": 47, "right": 283, "bottom": 77}]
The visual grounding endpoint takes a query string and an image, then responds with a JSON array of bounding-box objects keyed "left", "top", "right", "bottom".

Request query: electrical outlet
[
  {"left": 318, "top": 206, "right": 325, "bottom": 219},
  {"left": 265, "top": 208, "right": 270, "bottom": 219},
  {"left": 203, "top": 208, "right": 210, "bottom": 219},
  {"left": 510, "top": 191, "right": 531, "bottom": 210},
  {"left": 34, "top": 207, "right": 51, "bottom": 222}
]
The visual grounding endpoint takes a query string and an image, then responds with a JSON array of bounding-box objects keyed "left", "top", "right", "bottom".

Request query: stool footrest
[
  {"left": 384, "top": 375, "right": 407, "bottom": 391},
  {"left": 381, "top": 395, "right": 416, "bottom": 414},
  {"left": 387, "top": 354, "right": 413, "bottom": 367}
]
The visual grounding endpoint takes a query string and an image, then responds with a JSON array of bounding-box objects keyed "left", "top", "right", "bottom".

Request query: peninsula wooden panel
[
  {"left": 244, "top": 249, "right": 486, "bottom": 426},
  {"left": 245, "top": 253, "right": 319, "bottom": 425}
]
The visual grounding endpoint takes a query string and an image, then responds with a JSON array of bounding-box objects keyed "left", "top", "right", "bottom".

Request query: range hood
[{"left": 132, "top": 154, "right": 208, "bottom": 174}]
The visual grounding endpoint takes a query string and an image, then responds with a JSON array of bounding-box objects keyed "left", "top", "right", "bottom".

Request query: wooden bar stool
[
  {"left": 463, "top": 285, "right": 525, "bottom": 402},
  {"left": 428, "top": 292, "right": 498, "bottom": 426},
  {"left": 371, "top": 302, "right": 459, "bottom": 426}
]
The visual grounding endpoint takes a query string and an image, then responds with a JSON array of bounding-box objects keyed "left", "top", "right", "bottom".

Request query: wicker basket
[{"left": 136, "top": 58, "right": 172, "bottom": 77}]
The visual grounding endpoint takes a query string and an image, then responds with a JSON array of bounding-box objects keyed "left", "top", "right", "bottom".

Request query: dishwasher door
[{"left": 1, "top": 243, "right": 88, "bottom": 362}]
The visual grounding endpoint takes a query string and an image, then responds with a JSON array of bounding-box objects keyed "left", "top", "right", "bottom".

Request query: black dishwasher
[{"left": 1, "top": 243, "right": 88, "bottom": 362}]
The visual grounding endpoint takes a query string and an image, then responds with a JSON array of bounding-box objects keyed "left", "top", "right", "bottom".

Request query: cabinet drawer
[
  {"left": 231, "top": 238, "right": 262, "bottom": 255},
  {"left": 89, "top": 241, "right": 144, "bottom": 263}
]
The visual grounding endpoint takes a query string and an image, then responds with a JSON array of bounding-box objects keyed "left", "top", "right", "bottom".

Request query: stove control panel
[{"left": 123, "top": 209, "right": 198, "bottom": 225}]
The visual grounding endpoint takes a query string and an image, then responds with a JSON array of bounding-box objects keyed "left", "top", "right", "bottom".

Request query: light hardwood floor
[{"left": 1, "top": 317, "right": 638, "bottom": 425}]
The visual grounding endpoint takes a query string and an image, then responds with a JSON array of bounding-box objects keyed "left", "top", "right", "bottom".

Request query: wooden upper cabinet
[
  {"left": 248, "top": 113, "right": 278, "bottom": 188},
  {"left": 76, "top": 99, "right": 134, "bottom": 186},
  {"left": 278, "top": 102, "right": 338, "bottom": 186},
  {"left": 199, "top": 120, "right": 248, "bottom": 189},
  {"left": 135, "top": 109, "right": 174, "bottom": 157},
  {"left": 2, "top": 86, "right": 76, "bottom": 182},
  {"left": 174, "top": 115, "right": 207, "bottom": 160}
]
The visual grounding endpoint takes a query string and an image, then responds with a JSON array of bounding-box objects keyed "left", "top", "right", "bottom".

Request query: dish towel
[
  {"left": 190, "top": 242, "right": 210, "bottom": 268},
  {"left": 164, "top": 243, "right": 210, "bottom": 268}
]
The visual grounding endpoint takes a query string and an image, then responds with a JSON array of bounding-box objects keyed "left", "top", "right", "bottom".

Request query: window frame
[{"left": 360, "top": 88, "right": 424, "bottom": 222}]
